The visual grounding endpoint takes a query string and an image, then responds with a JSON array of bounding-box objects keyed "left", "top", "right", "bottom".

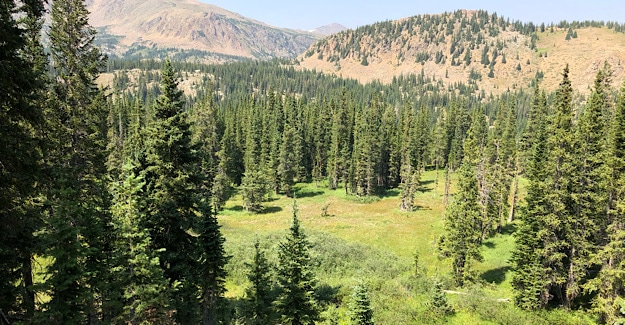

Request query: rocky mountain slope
[
  {"left": 298, "top": 10, "right": 625, "bottom": 94},
  {"left": 86, "top": 0, "right": 319, "bottom": 60}
]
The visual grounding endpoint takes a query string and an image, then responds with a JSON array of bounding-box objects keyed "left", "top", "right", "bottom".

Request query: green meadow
[{"left": 218, "top": 170, "right": 594, "bottom": 324}]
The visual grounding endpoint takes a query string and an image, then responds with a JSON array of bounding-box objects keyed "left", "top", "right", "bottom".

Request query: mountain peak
[
  {"left": 310, "top": 23, "right": 348, "bottom": 36},
  {"left": 87, "top": 0, "right": 319, "bottom": 60}
]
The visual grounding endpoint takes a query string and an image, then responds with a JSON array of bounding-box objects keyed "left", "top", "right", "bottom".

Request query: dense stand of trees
[
  {"left": 2, "top": 0, "right": 625, "bottom": 323},
  {"left": 1, "top": 0, "right": 227, "bottom": 323},
  {"left": 511, "top": 65, "right": 625, "bottom": 323}
]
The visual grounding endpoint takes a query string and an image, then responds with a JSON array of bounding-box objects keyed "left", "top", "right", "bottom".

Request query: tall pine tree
[
  {"left": 141, "top": 60, "right": 227, "bottom": 324},
  {"left": 439, "top": 162, "right": 483, "bottom": 286},
  {"left": 110, "top": 162, "right": 174, "bottom": 324},
  {"left": 43, "top": 0, "right": 111, "bottom": 321},
  {"left": 586, "top": 79, "right": 625, "bottom": 323},
  {"left": 246, "top": 239, "right": 275, "bottom": 325},
  {"left": 512, "top": 82, "right": 551, "bottom": 310},
  {"left": 276, "top": 201, "right": 320, "bottom": 324},
  {"left": 0, "top": 0, "right": 46, "bottom": 320}
]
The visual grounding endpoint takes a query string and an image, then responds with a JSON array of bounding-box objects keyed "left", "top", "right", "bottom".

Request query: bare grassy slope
[{"left": 299, "top": 11, "right": 625, "bottom": 94}]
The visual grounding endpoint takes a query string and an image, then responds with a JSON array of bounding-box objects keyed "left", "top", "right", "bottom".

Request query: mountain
[
  {"left": 86, "top": 0, "right": 319, "bottom": 61},
  {"left": 310, "top": 23, "right": 349, "bottom": 36},
  {"left": 298, "top": 10, "right": 625, "bottom": 94}
]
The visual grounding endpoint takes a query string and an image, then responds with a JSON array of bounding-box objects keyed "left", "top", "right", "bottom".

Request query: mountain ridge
[
  {"left": 87, "top": 0, "right": 320, "bottom": 60},
  {"left": 297, "top": 10, "right": 625, "bottom": 95}
]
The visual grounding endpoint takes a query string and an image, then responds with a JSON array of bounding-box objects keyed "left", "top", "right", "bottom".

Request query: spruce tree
[
  {"left": 348, "top": 280, "right": 374, "bottom": 325},
  {"left": 430, "top": 279, "right": 454, "bottom": 316},
  {"left": 353, "top": 97, "right": 383, "bottom": 196},
  {"left": 483, "top": 101, "right": 517, "bottom": 236},
  {"left": 110, "top": 162, "right": 174, "bottom": 324},
  {"left": 514, "top": 65, "right": 578, "bottom": 309},
  {"left": 399, "top": 107, "right": 415, "bottom": 211},
  {"left": 141, "top": 59, "right": 226, "bottom": 323},
  {"left": 545, "top": 65, "right": 579, "bottom": 308},
  {"left": 439, "top": 162, "right": 483, "bottom": 286},
  {"left": 327, "top": 88, "right": 352, "bottom": 191},
  {"left": 511, "top": 83, "right": 550, "bottom": 310},
  {"left": 43, "top": 0, "right": 110, "bottom": 321},
  {"left": 276, "top": 202, "right": 320, "bottom": 325},
  {"left": 311, "top": 100, "right": 332, "bottom": 185},
  {"left": 413, "top": 106, "right": 432, "bottom": 170},
  {"left": 246, "top": 239, "right": 275, "bottom": 324},
  {"left": 278, "top": 122, "right": 301, "bottom": 197},
  {"left": 567, "top": 66, "right": 611, "bottom": 306},
  {"left": 0, "top": 0, "right": 46, "bottom": 319},
  {"left": 242, "top": 101, "right": 269, "bottom": 212},
  {"left": 585, "top": 79, "right": 625, "bottom": 323}
]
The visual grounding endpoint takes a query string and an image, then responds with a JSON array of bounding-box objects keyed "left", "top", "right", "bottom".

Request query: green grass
[{"left": 218, "top": 170, "right": 595, "bottom": 324}]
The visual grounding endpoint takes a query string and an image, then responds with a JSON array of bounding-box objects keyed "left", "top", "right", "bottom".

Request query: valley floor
[{"left": 218, "top": 170, "right": 596, "bottom": 324}]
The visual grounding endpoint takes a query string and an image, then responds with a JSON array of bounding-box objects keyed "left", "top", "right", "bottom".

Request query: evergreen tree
[
  {"left": 413, "top": 106, "right": 432, "bottom": 170},
  {"left": 514, "top": 65, "right": 578, "bottom": 309},
  {"left": 353, "top": 97, "right": 383, "bottom": 196},
  {"left": 439, "top": 162, "right": 483, "bottom": 286},
  {"left": 430, "top": 279, "right": 454, "bottom": 316},
  {"left": 212, "top": 150, "right": 233, "bottom": 213},
  {"left": 348, "top": 280, "right": 374, "bottom": 325},
  {"left": 0, "top": 0, "right": 46, "bottom": 319},
  {"left": 246, "top": 239, "right": 275, "bottom": 325},
  {"left": 276, "top": 202, "right": 320, "bottom": 325},
  {"left": 327, "top": 88, "right": 352, "bottom": 191},
  {"left": 483, "top": 101, "right": 517, "bottom": 236},
  {"left": 43, "top": 0, "right": 110, "bottom": 321},
  {"left": 198, "top": 201, "right": 228, "bottom": 325},
  {"left": 110, "top": 162, "right": 174, "bottom": 324},
  {"left": 544, "top": 65, "right": 580, "bottom": 308},
  {"left": 398, "top": 108, "right": 421, "bottom": 211},
  {"left": 141, "top": 59, "right": 226, "bottom": 323},
  {"left": 278, "top": 121, "right": 301, "bottom": 197},
  {"left": 241, "top": 170, "right": 269, "bottom": 213},
  {"left": 311, "top": 100, "right": 332, "bottom": 185},
  {"left": 191, "top": 82, "right": 223, "bottom": 211},
  {"left": 242, "top": 100, "right": 269, "bottom": 212},
  {"left": 567, "top": 66, "right": 611, "bottom": 306},
  {"left": 586, "top": 79, "right": 625, "bottom": 323},
  {"left": 512, "top": 83, "right": 550, "bottom": 310}
]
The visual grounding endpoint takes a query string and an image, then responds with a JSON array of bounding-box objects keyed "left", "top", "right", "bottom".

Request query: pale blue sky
[{"left": 200, "top": 0, "right": 625, "bottom": 31}]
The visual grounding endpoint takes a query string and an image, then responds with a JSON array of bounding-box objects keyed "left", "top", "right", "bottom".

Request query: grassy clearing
[{"left": 219, "top": 170, "right": 596, "bottom": 324}]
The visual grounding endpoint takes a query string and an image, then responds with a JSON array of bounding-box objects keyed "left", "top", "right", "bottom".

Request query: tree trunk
[
  {"left": 508, "top": 174, "right": 518, "bottom": 223},
  {"left": 22, "top": 255, "right": 35, "bottom": 322},
  {"left": 442, "top": 167, "right": 451, "bottom": 219}
]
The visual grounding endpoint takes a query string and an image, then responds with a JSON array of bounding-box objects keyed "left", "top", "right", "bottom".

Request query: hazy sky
[{"left": 200, "top": 0, "right": 625, "bottom": 31}]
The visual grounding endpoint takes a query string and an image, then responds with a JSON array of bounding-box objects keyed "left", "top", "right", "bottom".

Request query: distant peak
[{"left": 310, "top": 23, "right": 348, "bottom": 36}]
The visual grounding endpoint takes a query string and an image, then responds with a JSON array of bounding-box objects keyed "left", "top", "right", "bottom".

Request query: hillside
[
  {"left": 298, "top": 10, "right": 625, "bottom": 94},
  {"left": 85, "top": 0, "right": 319, "bottom": 61}
]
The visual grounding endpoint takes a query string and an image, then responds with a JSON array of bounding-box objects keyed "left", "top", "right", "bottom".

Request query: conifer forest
[{"left": 2, "top": 0, "right": 625, "bottom": 324}]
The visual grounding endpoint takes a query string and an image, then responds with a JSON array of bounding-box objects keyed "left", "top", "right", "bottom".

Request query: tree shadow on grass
[
  {"left": 480, "top": 266, "right": 512, "bottom": 284},
  {"left": 226, "top": 205, "right": 244, "bottom": 212},
  {"left": 258, "top": 206, "right": 283, "bottom": 214},
  {"left": 315, "top": 284, "right": 341, "bottom": 305},
  {"left": 483, "top": 241, "right": 496, "bottom": 249},
  {"left": 499, "top": 223, "right": 516, "bottom": 235},
  {"left": 378, "top": 188, "right": 400, "bottom": 198},
  {"left": 293, "top": 190, "right": 325, "bottom": 199},
  {"left": 417, "top": 179, "right": 435, "bottom": 193}
]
